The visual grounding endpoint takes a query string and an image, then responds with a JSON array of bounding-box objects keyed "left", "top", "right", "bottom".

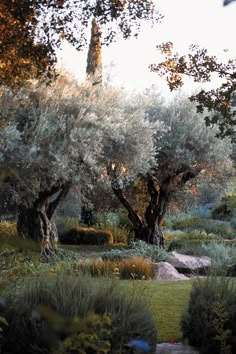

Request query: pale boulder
[
  {"left": 167, "top": 251, "right": 211, "bottom": 274},
  {"left": 153, "top": 262, "right": 189, "bottom": 281}
]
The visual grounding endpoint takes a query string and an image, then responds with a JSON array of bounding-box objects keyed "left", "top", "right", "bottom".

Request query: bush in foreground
[
  {"left": 181, "top": 277, "right": 236, "bottom": 353},
  {"left": 1, "top": 272, "right": 157, "bottom": 353}
]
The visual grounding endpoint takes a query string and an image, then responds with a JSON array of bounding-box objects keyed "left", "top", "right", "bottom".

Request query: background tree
[
  {"left": 0, "top": 0, "right": 162, "bottom": 90},
  {"left": 150, "top": 42, "right": 236, "bottom": 142},
  {"left": 109, "top": 92, "right": 232, "bottom": 246}
]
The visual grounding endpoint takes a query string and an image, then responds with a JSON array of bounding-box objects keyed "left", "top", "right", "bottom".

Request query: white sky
[{"left": 56, "top": 0, "right": 236, "bottom": 97}]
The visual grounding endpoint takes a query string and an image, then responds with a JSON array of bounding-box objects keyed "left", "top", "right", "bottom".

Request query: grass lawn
[{"left": 123, "top": 280, "right": 193, "bottom": 343}]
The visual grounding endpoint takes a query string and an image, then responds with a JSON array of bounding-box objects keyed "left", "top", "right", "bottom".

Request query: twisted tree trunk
[
  {"left": 112, "top": 176, "right": 169, "bottom": 247},
  {"left": 112, "top": 168, "right": 201, "bottom": 247},
  {"left": 17, "top": 183, "right": 71, "bottom": 256}
]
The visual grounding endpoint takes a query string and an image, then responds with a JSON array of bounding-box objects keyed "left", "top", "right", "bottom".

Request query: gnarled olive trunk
[
  {"left": 17, "top": 183, "right": 71, "bottom": 255},
  {"left": 112, "top": 168, "right": 200, "bottom": 247},
  {"left": 112, "top": 176, "right": 170, "bottom": 247}
]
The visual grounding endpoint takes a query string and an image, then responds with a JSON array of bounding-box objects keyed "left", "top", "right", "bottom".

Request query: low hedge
[{"left": 60, "top": 227, "right": 113, "bottom": 245}]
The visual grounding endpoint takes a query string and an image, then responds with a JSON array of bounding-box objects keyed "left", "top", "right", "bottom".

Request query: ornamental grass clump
[
  {"left": 1, "top": 272, "right": 157, "bottom": 353},
  {"left": 181, "top": 277, "right": 236, "bottom": 353},
  {"left": 75, "top": 257, "right": 153, "bottom": 280}
]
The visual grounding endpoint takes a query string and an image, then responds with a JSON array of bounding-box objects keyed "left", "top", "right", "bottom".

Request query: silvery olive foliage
[
  {"left": 143, "top": 89, "right": 233, "bottom": 182},
  {"left": 0, "top": 78, "right": 162, "bottom": 208}
]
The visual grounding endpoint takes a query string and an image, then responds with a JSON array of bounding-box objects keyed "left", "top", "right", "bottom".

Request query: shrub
[
  {"left": 1, "top": 273, "right": 157, "bottom": 353},
  {"left": 60, "top": 227, "right": 113, "bottom": 245},
  {"left": 201, "top": 243, "right": 236, "bottom": 276},
  {"left": 101, "top": 240, "right": 168, "bottom": 263},
  {"left": 172, "top": 216, "right": 235, "bottom": 238},
  {"left": 212, "top": 194, "right": 236, "bottom": 221},
  {"left": 181, "top": 277, "right": 236, "bottom": 353}
]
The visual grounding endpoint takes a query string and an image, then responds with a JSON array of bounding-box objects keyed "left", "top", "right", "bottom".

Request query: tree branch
[
  {"left": 112, "top": 186, "right": 144, "bottom": 229},
  {"left": 47, "top": 182, "right": 72, "bottom": 220}
]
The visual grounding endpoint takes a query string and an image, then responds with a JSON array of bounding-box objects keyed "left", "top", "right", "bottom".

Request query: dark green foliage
[
  {"left": 181, "top": 277, "right": 236, "bottom": 353},
  {"left": 60, "top": 227, "right": 113, "bottom": 245},
  {"left": 1, "top": 273, "right": 157, "bottom": 353},
  {"left": 212, "top": 195, "right": 236, "bottom": 221}
]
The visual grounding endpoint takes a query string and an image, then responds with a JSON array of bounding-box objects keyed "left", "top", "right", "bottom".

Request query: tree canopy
[
  {"left": 0, "top": 0, "right": 162, "bottom": 89},
  {"left": 0, "top": 78, "right": 160, "bottom": 210},
  {"left": 150, "top": 42, "right": 236, "bottom": 142}
]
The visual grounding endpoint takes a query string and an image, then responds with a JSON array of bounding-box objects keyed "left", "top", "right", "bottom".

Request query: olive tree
[
  {"left": 109, "top": 90, "right": 232, "bottom": 246},
  {"left": 0, "top": 79, "right": 161, "bottom": 254}
]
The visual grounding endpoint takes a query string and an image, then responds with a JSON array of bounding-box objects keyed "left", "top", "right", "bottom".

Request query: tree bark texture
[{"left": 17, "top": 183, "right": 71, "bottom": 255}]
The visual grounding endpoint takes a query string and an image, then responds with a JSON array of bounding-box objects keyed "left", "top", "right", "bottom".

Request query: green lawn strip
[{"left": 121, "top": 280, "right": 193, "bottom": 343}]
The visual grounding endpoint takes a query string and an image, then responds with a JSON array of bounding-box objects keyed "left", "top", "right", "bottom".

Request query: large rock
[
  {"left": 167, "top": 251, "right": 211, "bottom": 275},
  {"left": 153, "top": 262, "right": 189, "bottom": 281}
]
